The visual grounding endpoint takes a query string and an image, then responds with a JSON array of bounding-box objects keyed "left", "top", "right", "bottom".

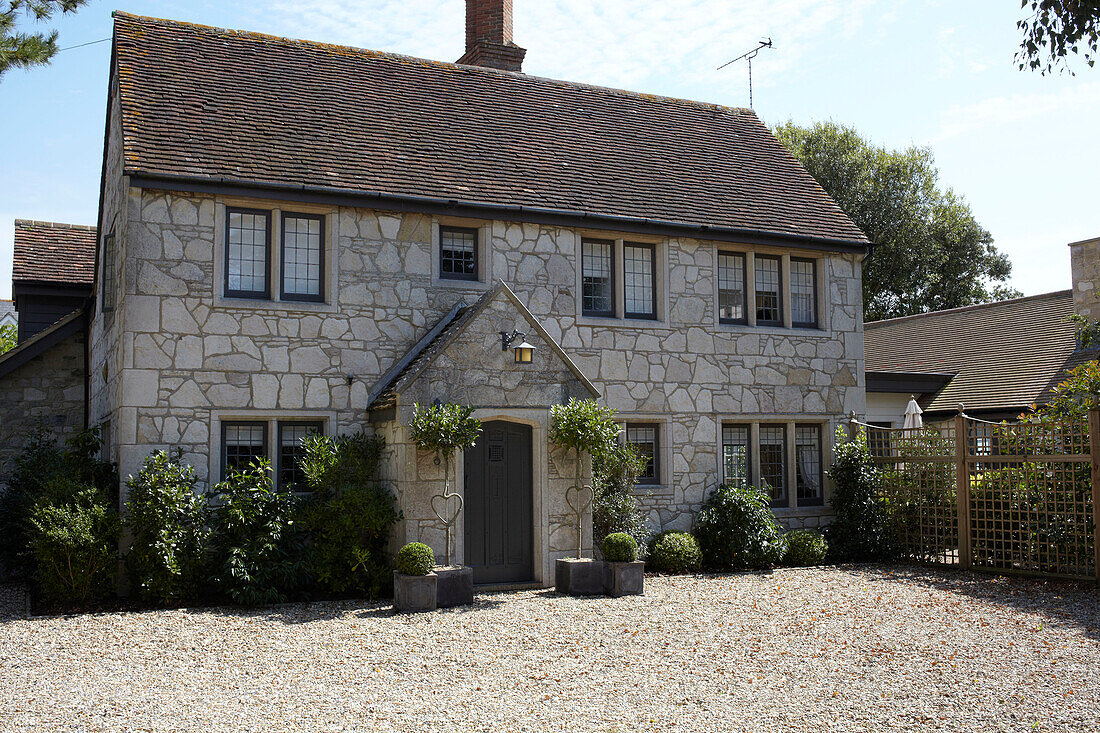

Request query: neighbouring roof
[
  {"left": 12, "top": 220, "right": 97, "bottom": 286},
  {"left": 864, "top": 290, "right": 1080, "bottom": 414},
  {"left": 368, "top": 281, "right": 599, "bottom": 410},
  {"left": 0, "top": 300, "right": 14, "bottom": 323},
  {"left": 111, "top": 13, "right": 869, "bottom": 248},
  {"left": 0, "top": 308, "right": 85, "bottom": 380}
]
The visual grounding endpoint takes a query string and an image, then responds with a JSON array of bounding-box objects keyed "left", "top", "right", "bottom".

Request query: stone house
[
  {"left": 0, "top": 300, "right": 15, "bottom": 330},
  {"left": 1, "top": 1, "right": 868, "bottom": 586}
]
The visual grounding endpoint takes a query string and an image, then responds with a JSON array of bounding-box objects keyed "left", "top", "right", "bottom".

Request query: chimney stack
[
  {"left": 457, "top": 0, "right": 526, "bottom": 72},
  {"left": 1070, "top": 236, "right": 1100, "bottom": 323}
]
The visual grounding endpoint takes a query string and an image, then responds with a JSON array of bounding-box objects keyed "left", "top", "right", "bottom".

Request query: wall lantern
[{"left": 500, "top": 329, "right": 536, "bottom": 364}]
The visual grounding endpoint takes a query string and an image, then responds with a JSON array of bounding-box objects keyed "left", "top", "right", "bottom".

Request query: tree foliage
[
  {"left": 774, "top": 121, "right": 1019, "bottom": 321},
  {"left": 408, "top": 402, "right": 482, "bottom": 458},
  {"left": 548, "top": 399, "right": 621, "bottom": 459},
  {"left": 0, "top": 323, "right": 15, "bottom": 354},
  {"left": 1017, "top": 0, "right": 1100, "bottom": 74},
  {"left": 0, "top": 0, "right": 89, "bottom": 81}
]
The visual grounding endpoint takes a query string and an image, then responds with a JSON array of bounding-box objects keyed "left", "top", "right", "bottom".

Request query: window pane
[
  {"left": 227, "top": 211, "right": 268, "bottom": 295},
  {"left": 759, "top": 425, "right": 787, "bottom": 504},
  {"left": 440, "top": 227, "right": 478, "bottom": 280},
  {"left": 718, "top": 252, "right": 745, "bottom": 322},
  {"left": 624, "top": 244, "right": 655, "bottom": 317},
  {"left": 795, "top": 424, "right": 823, "bottom": 505},
  {"left": 791, "top": 259, "right": 816, "bottom": 326},
  {"left": 279, "top": 422, "right": 322, "bottom": 493},
  {"left": 582, "top": 239, "right": 613, "bottom": 316},
  {"left": 722, "top": 424, "right": 750, "bottom": 485},
  {"left": 282, "top": 215, "right": 323, "bottom": 298},
  {"left": 102, "top": 234, "right": 116, "bottom": 309},
  {"left": 224, "top": 423, "right": 266, "bottom": 476},
  {"left": 754, "top": 256, "right": 780, "bottom": 324},
  {"left": 625, "top": 423, "right": 658, "bottom": 484}
]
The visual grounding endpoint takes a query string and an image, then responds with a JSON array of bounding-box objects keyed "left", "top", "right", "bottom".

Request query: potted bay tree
[
  {"left": 406, "top": 401, "right": 482, "bottom": 608},
  {"left": 549, "top": 398, "right": 621, "bottom": 595}
]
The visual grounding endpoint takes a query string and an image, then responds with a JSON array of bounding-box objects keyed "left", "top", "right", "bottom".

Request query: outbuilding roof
[
  {"left": 12, "top": 220, "right": 97, "bottom": 286},
  {"left": 864, "top": 291, "right": 1081, "bottom": 415},
  {"left": 111, "top": 12, "right": 868, "bottom": 248}
]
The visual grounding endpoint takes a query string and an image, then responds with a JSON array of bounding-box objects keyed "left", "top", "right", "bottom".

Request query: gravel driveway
[{"left": 1, "top": 565, "right": 1098, "bottom": 732}]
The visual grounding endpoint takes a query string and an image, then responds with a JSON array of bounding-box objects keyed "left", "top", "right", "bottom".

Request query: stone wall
[
  {"left": 1070, "top": 237, "right": 1100, "bottom": 322},
  {"left": 97, "top": 186, "right": 864, "bottom": 538},
  {"left": 0, "top": 331, "right": 86, "bottom": 486}
]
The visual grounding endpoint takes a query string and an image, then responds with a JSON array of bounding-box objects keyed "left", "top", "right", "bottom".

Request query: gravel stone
[{"left": 1, "top": 565, "right": 1098, "bottom": 732}]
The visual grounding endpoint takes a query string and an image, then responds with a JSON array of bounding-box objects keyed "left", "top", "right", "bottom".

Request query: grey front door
[{"left": 464, "top": 421, "right": 534, "bottom": 584}]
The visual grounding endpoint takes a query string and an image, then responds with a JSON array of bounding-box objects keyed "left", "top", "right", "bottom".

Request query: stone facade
[
  {"left": 0, "top": 330, "right": 86, "bottom": 486},
  {"left": 1070, "top": 237, "right": 1100, "bottom": 322}
]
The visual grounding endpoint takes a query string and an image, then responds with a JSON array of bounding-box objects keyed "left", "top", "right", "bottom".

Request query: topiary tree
[
  {"left": 408, "top": 403, "right": 481, "bottom": 566},
  {"left": 600, "top": 532, "right": 639, "bottom": 563},
  {"left": 395, "top": 542, "right": 435, "bottom": 576},
  {"left": 693, "top": 482, "right": 787, "bottom": 569},
  {"left": 549, "top": 398, "right": 622, "bottom": 558},
  {"left": 647, "top": 532, "right": 702, "bottom": 574},
  {"left": 826, "top": 426, "right": 896, "bottom": 562}
]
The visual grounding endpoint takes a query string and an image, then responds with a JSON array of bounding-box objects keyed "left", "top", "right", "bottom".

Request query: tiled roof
[
  {"left": 112, "top": 13, "right": 869, "bottom": 246},
  {"left": 12, "top": 220, "right": 96, "bottom": 286},
  {"left": 865, "top": 291, "right": 1080, "bottom": 414}
]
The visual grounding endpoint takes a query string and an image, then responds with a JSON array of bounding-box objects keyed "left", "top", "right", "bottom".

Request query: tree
[
  {"left": 774, "top": 121, "right": 1020, "bottom": 321},
  {"left": 0, "top": 324, "right": 15, "bottom": 354},
  {"left": 1, "top": 1, "right": 89, "bottom": 81},
  {"left": 1017, "top": 0, "right": 1100, "bottom": 74}
]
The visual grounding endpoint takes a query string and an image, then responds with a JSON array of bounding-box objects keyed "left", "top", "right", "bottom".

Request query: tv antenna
[{"left": 717, "top": 38, "right": 773, "bottom": 108}]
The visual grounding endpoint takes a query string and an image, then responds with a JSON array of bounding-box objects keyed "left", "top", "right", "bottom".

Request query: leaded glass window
[
  {"left": 222, "top": 422, "right": 267, "bottom": 477},
  {"left": 582, "top": 239, "right": 614, "bottom": 317},
  {"left": 722, "top": 424, "right": 750, "bottom": 485},
  {"left": 795, "top": 424, "right": 823, "bottom": 506},
  {"left": 282, "top": 214, "right": 324, "bottom": 301},
  {"left": 226, "top": 209, "right": 270, "bottom": 297},
  {"left": 440, "top": 226, "right": 478, "bottom": 280},
  {"left": 791, "top": 258, "right": 817, "bottom": 327},
  {"left": 623, "top": 243, "right": 656, "bottom": 319},
  {"left": 759, "top": 425, "right": 787, "bottom": 505},
  {"left": 625, "top": 423, "right": 659, "bottom": 485},
  {"left": 278, "top": 422, "right": 323, "bottom": 493},
  {"left": 754, "top": 255, "right": 781, "bottom": 325},
  {"left": 718, "top": 252, "right": 746, "bottom": 324}
]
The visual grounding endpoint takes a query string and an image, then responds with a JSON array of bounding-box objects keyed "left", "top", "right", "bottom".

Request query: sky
[{"left": 1, "top": 0, "right": 1097, "bottom": 301}]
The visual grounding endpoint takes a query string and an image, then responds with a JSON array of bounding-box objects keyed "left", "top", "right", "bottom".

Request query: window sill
[
  {"left": 214, "top": 296, "right": 338, "bottom": 314},
  {"left": 715, "top": 322, "right": 829, "bottom": 338},
  {"left": 432, "top": 278, "right": 492, "bottom": 291},
  {"left": 576, "top": 315, "right": 671, "bottom": 330},
  {"left": 772, "top": 505, "right": 831, "bottom": 516}
]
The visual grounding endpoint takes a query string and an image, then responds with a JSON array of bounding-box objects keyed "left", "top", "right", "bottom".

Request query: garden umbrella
[{"left": 903, "top": 396, "right": 923, "bottom": 432}]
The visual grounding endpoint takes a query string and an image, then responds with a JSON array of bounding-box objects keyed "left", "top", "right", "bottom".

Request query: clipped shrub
[
  {"left": 125, "top": 450, "right": 209, "bottom": 604},
  {"left": 693, "top": 483, "right": 787, "bottom": 569},
  {"left": 784, "top": 530, "right": 829, "bottom": 566},
  {"left": 207, "top": 460, "right": 306, "bottom": 606},
  {"left": 826, "top": 427, "right": 895, "bottom": 562},
  {"left": 593, "top": 442, "right": 651, "bottom": 555},
  {"left": 297, "top": 433, "right": 399, "bottom": 599},
  {"left": 396, "top": 542, "right": 434, "bottom": 576},
  {"left": 28, "top": 488, "right": 119, "bottom": 606},
  {"left": 600, "top": 532, "right": 639, "bottom": 562},
  {"left": 647, "top": 532, "right": 702, "bottom": 573}
]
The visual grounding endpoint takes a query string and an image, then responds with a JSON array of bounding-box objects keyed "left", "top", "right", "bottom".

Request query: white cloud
[{"left": 931, "top": 81, "right": 1100, "bottom": 143}]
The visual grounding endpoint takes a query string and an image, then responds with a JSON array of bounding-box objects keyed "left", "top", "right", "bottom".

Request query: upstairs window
[
  {"left": 791, "top": 258, "right": 817, "bottom": 327},
  {"left": 758, "top": 424, "right": 787, "bottom": 507},
  {"left": 717, "top": 252, "right": 747, "bottom": 324},
  {"left": 795, "top": 424, "right": 824, "bottom": 506},
  {"left": 582, "top": 238, "right": 615, "bottom": 317},
  {"left": 281, "top": 213, "right": 324, "bottom": 301},
  {"left": 101, "top": 232, "right": 117, "bottom": 311},
  {"left": 222, "top": 422, "right": 268, "bottom": 475},
  {"left": 754, "top": 255, "right": 782, "bottom": 326},
  {"left": 226, "top": 208, "right": 271, "bottom": 298},
  {"left": 623, "top": 243, "right": 656, "bottom": 319},
  {"left": 440, "top": 226, "right": 479, "bottom": 281},
  {"left": 722, "top": 423, "right": 750, "bottom": 485},
  {"left": 625, "top": 423, "right": 660, "bottom": 485},
  {"left": 278, "top": 422, "right": 323, "bottom": 493}
]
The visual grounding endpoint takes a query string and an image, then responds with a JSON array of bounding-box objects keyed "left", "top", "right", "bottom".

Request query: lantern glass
[{"left": 514, "top": 341, "right": 535, "bottom": 363}]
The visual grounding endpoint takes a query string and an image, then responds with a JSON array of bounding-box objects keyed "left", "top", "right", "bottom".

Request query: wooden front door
[{"left": 464, "top": 421, "right": 534, "bottom": 584}]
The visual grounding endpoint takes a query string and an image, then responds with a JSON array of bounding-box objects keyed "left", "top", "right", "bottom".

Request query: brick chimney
[
  {"left": 1070, "top": 236, "right": 1100, "bottom": 322},
  {"left": 456, "top": 0, "right": 526, "bottom": 72}
]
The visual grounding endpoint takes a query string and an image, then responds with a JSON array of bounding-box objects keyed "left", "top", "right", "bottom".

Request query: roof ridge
[
  {"left": 111, "top": 11, "right": 755, "bottom": 117},
  {"left": 14, "top": 219, "right": 97, "bottom": 231},
  {"left": 865, "top": 289, "right": 1074, "bottom": 328}
]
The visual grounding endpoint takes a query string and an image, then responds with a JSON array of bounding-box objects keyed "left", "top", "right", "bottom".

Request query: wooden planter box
[
  {"left": 434, "top": 566, "right": 474, "bottom": 608},
  {"left": 603, "top": 561, "right": 645, "bottom": 597},
  {"left": 393, "top": 571, "right": 437, "bottom": 613},
  {"left": 555, "top": 558, "right": 605, "bottom": 595}
]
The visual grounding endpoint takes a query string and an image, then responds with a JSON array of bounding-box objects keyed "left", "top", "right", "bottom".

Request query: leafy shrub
[
  {"left": 125, "top": 451, "right": 209, "bottom": 604},
  {"left": 593, "top": 442, "right": 651, "bottom": 554},
  {"left": 207, "top": 460, "right": 305, "bottom": 606},
  {"left": 396, "top": 542, "right": 434, "bottom": 575},
  {"left": 408, "top": 403, "right": 482, "bottom": 457},
  {"left": 548, "top": 399, "right": 622, "bottom": 463},
  {"left": 647, "top": 532, "right": 702, "bottom": 573},
  {"left": 693, "top": 482, "right": 787, "bottom": 569},
  {"left": 826, "top": 427, "right": 895, "bottom": 562},
  {"left": 28, "top": 488, "right": 119, "bottom": 605},
  {"left": 784, "top": 530, "right": 829, "bottom": 566},
  {"left": 297, "top": 433, "right": 399, "bottom": 598},
  {"left": 0, "top": 425, "right": 117, "bottom": 582},
  {"left": 600, "top": 532, "right": 639, "bottom": 562}
]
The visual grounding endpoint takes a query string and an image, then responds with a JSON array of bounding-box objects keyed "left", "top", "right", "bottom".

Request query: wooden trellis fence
[{"left": 855, "top": 409, "right": 1100, "bottom": 582}]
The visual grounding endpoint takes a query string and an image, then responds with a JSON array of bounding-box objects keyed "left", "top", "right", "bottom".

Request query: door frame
[{"left": 456, "top": 409, "right": 550, "bottom": 586}]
